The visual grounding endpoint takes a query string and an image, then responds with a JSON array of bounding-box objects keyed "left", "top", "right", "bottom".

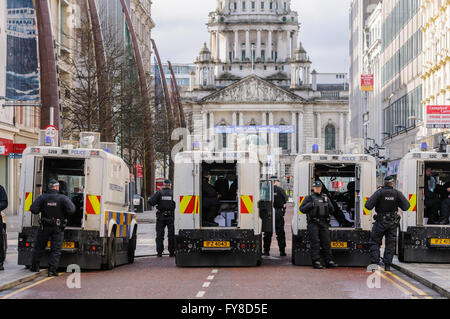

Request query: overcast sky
[{"left": 152, "top": 0, "right": 351, "bottom": 73}]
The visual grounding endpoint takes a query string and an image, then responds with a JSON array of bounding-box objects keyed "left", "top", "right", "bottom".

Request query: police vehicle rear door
[
  {"left": 417, "top": 160, "right": 425, "bottom": 226},
  {"left": 259, "top": 180, "right": 274, "bottom": 232},
  {"left": 31, "top": 156, "right": 44, "bottom": 227},
  {"left": 354, "top": 164, "right": 361, "bottom": 229}
]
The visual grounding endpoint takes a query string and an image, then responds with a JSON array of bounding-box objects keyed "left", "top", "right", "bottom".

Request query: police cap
[
  {"left": 384, "top": 176, "right": 394, "bottom": 184},
  {"left": 48, "top": 179, "right": 59, "bottom": 188},
  {"left": 312, "top": 181, "right": 322, "bottom": 187},
  {"left": 163, "top": 179, "right": 172, "bottom": 185}
]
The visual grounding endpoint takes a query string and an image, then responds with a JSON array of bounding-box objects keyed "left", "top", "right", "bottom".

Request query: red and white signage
[
  {"left": 134, "top": 164, "right": 143, "bottom": 179},
  {"left": 361, "top": 75, "right": 374, "bottom": 91},
  {"left": 426, "top": 105, "right": 450, "bottom": 129},
  {"left": 332, "top": 181, "right": 344, "bottom": 189}
]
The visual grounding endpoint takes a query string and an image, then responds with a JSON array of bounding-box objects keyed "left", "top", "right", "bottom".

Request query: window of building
[
  {"left": 251, "top": 1, "right": 255, "bottom": 9},
  {"left": 270, "top": 2, "right": 273, "bottom": 9},
  {"left": 261, "top": 1, "right": 264, "bottom": 9},
  {"left": 242, "top": 1, "right": 246, "bottom": 9},
  {"left": 261, "top": 50, "right": 265, "bottom": 61},
  {"left": 279, "top": 133, "right": 288, "bottom": 150},
  {"left": 234, "top": 2, "right": 237, "bottom": 10},
  {"left": 242, "top": 50, "right": 246, "bottom": 61},
  {"left": 325, "top": 125, "right": 336, "bottom": 151}
]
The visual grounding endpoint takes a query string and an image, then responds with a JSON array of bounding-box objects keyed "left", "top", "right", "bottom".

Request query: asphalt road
[{"left": 0, "top": 206, "right": 444, "bottom": 300}]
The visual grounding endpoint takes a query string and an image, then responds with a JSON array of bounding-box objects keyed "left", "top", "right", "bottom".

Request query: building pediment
[{"left": 200, "top": 75, "right": 304, "bottom": 104}]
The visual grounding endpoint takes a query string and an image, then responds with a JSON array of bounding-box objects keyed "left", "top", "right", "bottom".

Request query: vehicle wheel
[
  {"left": 105, "top": 231, "right": 117, "bottom": 270},
  {"left": 397, "top": 231, "right": 405, "bottom": 262},
  {"left": 128, "top": 227, "right": 137, "bottom": 264}
]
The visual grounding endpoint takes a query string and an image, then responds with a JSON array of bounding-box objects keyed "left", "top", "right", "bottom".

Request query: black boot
[
  {"left": 29, "top": 264, "right": 40, "bottom": 272},
  {"left": 48, "top": 269, "right": 59, "bottom": 277},
  {"left": 312, "top": 261, "right": 324, "bottom": 269},
  {"left": 0, "top": 263, "right": 4, "bottom": 271},
  {"left": 384, "top": 264, "right": 391, "bottom": 272},
  {"left": 280, "top": 251, "right": 287, "bottom": 257},
  {"left": 262, "top": 251, "right": 270, "bottom": 256},
  {"left": 325, "top": 260, "right": 338, "bottom": 268}
]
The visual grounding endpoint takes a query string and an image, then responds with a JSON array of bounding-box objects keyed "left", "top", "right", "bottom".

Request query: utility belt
[
  {"left": 157, "top": 210, "right": 174, "bottom": 219},
  {"left": 374, "top": 212, "right": 400, "bottom": 223},
  {"left": 40, "top": 217, "right": 67, "bottom": 228},
  {"left": 308, "top": 215, "right": 330, "bottom": 224}
]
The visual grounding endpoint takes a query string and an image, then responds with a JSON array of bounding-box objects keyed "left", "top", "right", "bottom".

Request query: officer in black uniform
[
  {"left": 30, "top": 180, "right": 76, "bottom": 276},
  {"left": 148, "top": 179, "right": 176, "bottom": 257},
  {"left": 365, "top": 176, "right": 410, "bottom": 271},
  {"left": 263, "top": 177, "right": 288, "bottom": 257},
  {"left": 0, "top": 184, "right": 8, "bottom": 271},
  {"left": 300, "top": 181, "right": 338, "bottom": 269}
]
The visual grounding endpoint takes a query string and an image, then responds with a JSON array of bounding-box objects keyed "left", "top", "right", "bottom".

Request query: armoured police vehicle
[
  {"left": 292, "top": 144, "right": 377, "bottom": 266},
  {"left": 174, "top": 151, "right": 271, "bottom": 267},
  {"left": 397, "top": 144, "right": 450, "bottom": 262},
  {"left": 18, "top": 133, "right": 138, "bottom": 270}
]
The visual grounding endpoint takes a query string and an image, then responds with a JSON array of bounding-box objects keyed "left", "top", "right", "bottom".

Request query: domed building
[{"left": 182, "top": 0, "right": 350, "bottom": 179}]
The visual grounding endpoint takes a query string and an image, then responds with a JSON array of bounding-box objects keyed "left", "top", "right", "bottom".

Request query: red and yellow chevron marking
[
  {"left": 240, "top": 195, "right": 254, "bottom": 214},
  {"left": 363, "top": 197, "right": 371, "bottom": 215},
  {"left": 86, "top": 195, "right": 101, "bottom": 215},
  {"left": 179, "top": 195, "right": 199, "bottom": 214},
  {"left": 408, "top": 194, "right": 417, "bottom": 212},
  {"left": 299, "top": 196, "right": 306, "bottom": 214},
  {"left": 24, "top": 192, "right": 33, "bottom": 212}
]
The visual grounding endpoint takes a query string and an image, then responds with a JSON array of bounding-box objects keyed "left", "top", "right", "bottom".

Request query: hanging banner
[
  {"left": 215, "top": 125, "right": 296, "bottom": 134},
  {"left": 360, "top": 75, "right": 374, "bottom": 92},
  {"left": 6, "top": 0, "right": 39, "bottom": 101},
  {"left": 426, "top": 105, "right": 450, "bottom": 129}
]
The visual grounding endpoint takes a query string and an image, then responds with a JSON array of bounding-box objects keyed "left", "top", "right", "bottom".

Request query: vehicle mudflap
[
  {"left": 399, "top": 226, "right": 450, "bottom": 263},
  {"left": 175, "top": 229, "right": 262, "bottom": 267},
  {"left": 292, "top": 229, "right": 371, "bottom": 267}
]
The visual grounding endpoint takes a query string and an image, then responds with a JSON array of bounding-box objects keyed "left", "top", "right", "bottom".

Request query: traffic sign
[{"left": 44, "top": 125, "right": 58, "bottom": 146}]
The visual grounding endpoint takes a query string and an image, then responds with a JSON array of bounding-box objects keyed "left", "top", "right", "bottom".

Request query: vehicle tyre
[
  {"left": 105, "top": 230, "right": 117, "bottom": 270},
  {"left": 397, "top": 231, "right": 405, "bottom": 262},
  {"left": 128, "top": 227, "right": 137, "bottom": 264}
]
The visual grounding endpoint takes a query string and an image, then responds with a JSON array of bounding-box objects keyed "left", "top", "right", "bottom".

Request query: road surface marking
[
  {"left": 202, "top": 282, "right": 211, "bottom": 288},
  {"left": 207, "top": 275, "right": 215, "bottom": 280},
  {"left": 378, "top": 271, "right": 417, "bottom": 299},
  {"left": 1, "top": 276, "right": 56, "bottom": 299},
  {"left": 211, "top": 269, "right": 218, "bottom": 274},
  {"left": 382, "top": 270, "right": 432, "bottom": 299},
  {"left": 196, "top": 291, "right": 205, "bottom": 298}
]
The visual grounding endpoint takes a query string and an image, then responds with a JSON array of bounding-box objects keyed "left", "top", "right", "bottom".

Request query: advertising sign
[
  {"left": 360, "top": 75, "right": 374, "bottom": 91},
  {"left": 6, "top": 0, "right": 39, "bottom": 101},
  {"left": 426, "top": 105, "right": 450, "bottom": 129},
  {"left": 215, "top": 125, "right": 296, "bottom": 134}
]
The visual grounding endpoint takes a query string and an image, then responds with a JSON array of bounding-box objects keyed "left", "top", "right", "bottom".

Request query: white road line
[
  {"left": 207, "top": 275, "right": 215, "bottom": 280},
  {"left": 196, "top": 291, "right": 206, "bottom": 298},
  {"left": 202, "top": 282, "right": 211, "bottom": 288},
  {"left": 211, "top": 269, "right": 218, "bottom": 273}
]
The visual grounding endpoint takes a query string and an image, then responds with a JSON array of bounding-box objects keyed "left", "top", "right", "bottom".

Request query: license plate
[
  {"left": 203, "top": 241, "right": 230, "bottom": 248},
  {"left": 331, "top": 241, "right": 348, "bottom": 249},
  {"left": 47, "top": 241, "right": 75, "bottom": 249},
  {"left": 430, "top": 238, "right": 450, "bottom": 246}
]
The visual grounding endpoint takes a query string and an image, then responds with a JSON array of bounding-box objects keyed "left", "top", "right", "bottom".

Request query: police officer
[
  {"left": 365, "top": 176, "right": 410, "bottom": 271},
  {"left": 30, "top": 180, "right": 76, "bottom": 276},
  {"left": 300, "top": 181, "right": 338, "bottom": 269},
  {"left": 148, "top": 179, "right": 176, "bottom": 257},
  {"left": 0, "top": 184, "right": 8, "bottom": 271},
  {"left": 263, "top": 177, "right": 288, "bottom": 257}
]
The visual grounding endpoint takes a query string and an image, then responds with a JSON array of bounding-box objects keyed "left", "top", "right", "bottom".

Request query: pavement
[
  {"left": 0, "top": 210, "right": 449, "bottom": 298},
  {"left": 392, "top": 257, "right": 450, "bottom": 299}
]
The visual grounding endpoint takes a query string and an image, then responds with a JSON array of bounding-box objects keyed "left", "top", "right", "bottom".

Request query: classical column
[
  {"left": 245, "top": 29, "right": 250, "bottom": 60},
  {"left": 232, "top": 112, "right": 237, "bottom": 126},
  {"left": 346, "top": 113, "right": 351, "bottom": 143},
  {"left": 339, "top": 113, "right": 344, "bottom": 152},
  {"left": 269, "top": 112, "right": 274, "bottom": 148},
  {"left": 256, "top": 29, "right": 262, "bottom": 59},
  {"left": 291, "top": 112, "right": 297, "bottom": 154},
  {"left": 267, "top": 30, "right": 273, "bottom": 61},
  {"left": 234, "top": 29, "right": 239, "bottom": 61},
  {"left": 316, "top": 113, "right": 321, "bottom": 140},
  {"left": 298, "top": 112, "right": 304, "bottom": 154},
  {"left": 209, "top": 112, "right": 215, "bottom": 141},
  {"left": 239, "top": 112, "right": 244, "bottom": 126},
  {"left": 293, "top": 30, "right": 298, "bottom": 54},
  {"left": 202, "top": 111, "right": 208, "bottom": 139},
  {"left": 302, "top": 67, "right": 307, "bottom": 85},
  {"left": 286, "top": 30, "right": 291, "bottom": 60},
  {"left": 216, "top": 31, "right": 220, "bottom": 61},
  {"left": 277, "top": 31, "right": 283, "bottom": 61},
  {"left": 261, "top": 112, "right": 267, "bottom": 145}
]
